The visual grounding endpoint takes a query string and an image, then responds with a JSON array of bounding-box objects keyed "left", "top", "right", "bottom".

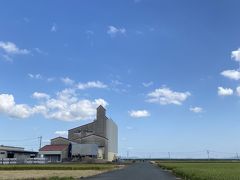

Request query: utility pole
[
  {"left": 127, "top": 151, "right": 129, "bottom": 159},
  {"left": 236, "top": 153, "right": 239, "bottom": 160},
  {"left": 38, "top": 136, "right": 42, "bottom": 150},
  {"left": 168, "top": 152, "right": 171, "bottom": 160},
  {"left": 207, "top": 150, "right": 210, "bottom": 160}
]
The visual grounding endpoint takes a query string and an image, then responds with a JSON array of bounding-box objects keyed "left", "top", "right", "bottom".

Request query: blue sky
[{"left": 1, "top": 0, "right": 240, "bottom": 158}]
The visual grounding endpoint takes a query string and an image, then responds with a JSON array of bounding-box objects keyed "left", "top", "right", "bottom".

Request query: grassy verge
[
  {"left": 0, "top": 169, "right": 107, "bottom": 179},
  {"left": 157, "top": 161, "right": 240, "bottom": 180},
  {"left": 0, "top": 163, "right": 117, "bottom": 171}
]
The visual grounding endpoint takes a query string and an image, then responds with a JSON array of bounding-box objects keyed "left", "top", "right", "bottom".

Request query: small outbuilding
[
  {"left": 39, "top": 144, "right": 70, "bottom": 162},
  {"left": 0, "top": 145, "right": 37, "bottom": 160}
]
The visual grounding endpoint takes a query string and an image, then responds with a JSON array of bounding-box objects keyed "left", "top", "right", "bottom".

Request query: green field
[
  {"left": 158, "top": 161, "right": 240, "bottom": 180},
  {"left": 0, "top": 163, "right": 117, "bottom": 170}
]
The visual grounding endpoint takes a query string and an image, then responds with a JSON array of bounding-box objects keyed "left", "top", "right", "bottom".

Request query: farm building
[
  {"left": 0, "top": 145, "right": 37, "bottom": 160},
  {"left": 39, "top": 105, "right": 118, "bottom": 162}
]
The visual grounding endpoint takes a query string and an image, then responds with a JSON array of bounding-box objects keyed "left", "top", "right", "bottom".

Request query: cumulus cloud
[
  {"left": 221, "top": 70, "right": 240, "bottom": 80},
  {"left": 0, "top": 41, "right": 30, "bottom": 55},
  {"left": 61, "top": 77, "right": 75, "bottom": 86},
  {"left": 0, "top": 94, "right": 32, "bottom": 119},
  {"left": 77, "top": 81, "right": 107, "bottom": 90},
  {"left": 107, "top": 26, "right": 126, "bottom": 37},
  {"left": 189, "top": 107, "right": 203, "bottom": 113},
  {"left": 147, "top": 87, "right": 191, "bottom": 105},
  {"left": 0, "top": 90, "right": 108, "bottom": 121},
  {"left": 32, "top": 92, "right": 50, "bottom": 99},
  {"left": 231, "top": 48, "right": 240, "bottom": 62},
  {"left": 218, "top": 87, "right": 233, "bottom": 96},
  {"left": 0, "top": 41, "right": 30, "bottom": 61},
  {"left": 55, "top": 131, "right": 68, "bottom": 137},
  {"left": 129, "top": 110, "right": 150, "bottom": 118}
]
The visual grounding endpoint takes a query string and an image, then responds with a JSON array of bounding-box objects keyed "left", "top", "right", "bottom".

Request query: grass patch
[
  {"left": 0, "top": 163, "right": 117, "bottom": 171},
  {"left": 25, "top": 177, "right": 74, "bottom": 180},
  {"left": 158, "top": 161, "right": 240, "bottom": 180}
]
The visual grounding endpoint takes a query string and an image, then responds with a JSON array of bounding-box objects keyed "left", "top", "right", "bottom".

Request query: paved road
[{"left": 86, "top": 162, "right": 178, "bottom": 180}]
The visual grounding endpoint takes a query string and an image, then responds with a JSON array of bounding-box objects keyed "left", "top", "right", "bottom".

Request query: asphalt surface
[{"left": 86, "top": 162, "right": 178, "bottom": 180}]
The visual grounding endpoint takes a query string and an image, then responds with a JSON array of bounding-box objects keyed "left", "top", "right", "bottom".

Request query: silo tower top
[{"left": 97, "top": 105, "right": 106, "bottom": 119}]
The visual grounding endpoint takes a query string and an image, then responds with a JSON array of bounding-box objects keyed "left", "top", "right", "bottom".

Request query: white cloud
[
  {"left": 147, "top": 87, "right": 191, "bottom": 105},
  {"left": 231, "top": 48, "right": 240, "bottom": 62},
  {"left": 77, "top": 81, "right": 107, "bottom": 90},
  {"left": 107, "top": 26, "right": 126, "bottom": 37},
  {"left": 28, "top": 73, "right": 55, "bottom": 82},
  {"left": 142, "top": 81, "right": 153, "bottom": 87},
  {"left": 51, "top": 24, "right": 57, "bottom": 32},
  {"left": 32, "top": 92, "right": 50, "bottom": 100},
  {"left": 236, "top": 86, "right": 240, "bottom": 96},
  {"left": 0, "top": 41, "right": 30, "bottom": 55},
  {"left": 28, "top": 73, "right": 42, "bottom": 80},
  {"left": 189, "top": 107, "right": 203, "bottom": 113},
  {"left": 0, "top": 89, "right": 108, "bottom": 121},
  {"left": 61, "top": 77, "right": 75, "bottom": 86},
  {"left": 221, "top": 70, "right": 240, "bottom": 80},
  {"left": 0, "top": 94, "right": 32, "bottom": 119},
  {"left": 129, "top": 110, "right": 150, "bottom": 118},
  {"left": 0, "top": 41, "right": 30, "bottom": 61},
  {"left": 55, "top": 131, "right": 68, "bottom": 137},
  {"left": 44, "top": 94, "right": 108, "bottom": 121},
  {"left": 218, "top": 87, "right": 233, "bottom": 96}
]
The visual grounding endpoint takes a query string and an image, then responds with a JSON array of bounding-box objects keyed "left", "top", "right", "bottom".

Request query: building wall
[
  {"left": 0, "top": 146, "right": 24, "bottom": 151},
  {"left": 14, "top": 153, "right": 35, "bottom": 160},
  {"left": 71, "top": 144, "right": 98, "bottom": 156},
  {"left": 39, "top": 150, "right": 68, "bottom": 162},
  {"left": 66, "top": 106, "right": 118, "bottom": 161},
  {"left": 0, "top": 151, "right": 6, "bottom": 158},
  {"left": 61, "top": 148, "right": 69, "bottom": 161},
  {"left": 94, "top": 106, "right": 107, "bottom": 137},
  {"left": 68, "top": 122, "right": 95, "bottom": 141},
  {"left": 51, "top": 137, "right": 70, "bottom": 145},
  {"left": 106, "top": 118, "right": 118, "bottom": 161}
]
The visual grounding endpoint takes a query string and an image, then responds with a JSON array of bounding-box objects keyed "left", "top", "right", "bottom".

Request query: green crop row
[
  {"left": 0, "top": 163, "right": 117, "bottom": 171},
  {"left": 158, "top": 162, "right": 240, "bottom": 180}
]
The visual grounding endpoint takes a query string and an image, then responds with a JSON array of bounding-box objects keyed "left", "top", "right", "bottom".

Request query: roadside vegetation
[
  {"left": 157, "top": 161, "right": 240, "bottom": 180},
  {"left": 0, "top": 163, "right": 121, "bottom": 179},
  {"left": 0, "top": 163, "right": 117, "bottom": 171}
]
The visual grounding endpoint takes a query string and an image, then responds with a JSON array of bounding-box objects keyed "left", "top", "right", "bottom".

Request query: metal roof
[{"left": 39, "top": 144, "right": 68, "bottom": 151}]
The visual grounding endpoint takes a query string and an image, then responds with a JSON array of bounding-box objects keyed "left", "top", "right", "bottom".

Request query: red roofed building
[{"left": 39, "top": 144, "right": 69, "bottom": 162}]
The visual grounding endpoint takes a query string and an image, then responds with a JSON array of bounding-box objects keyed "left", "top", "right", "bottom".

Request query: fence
[{"left": 0, "top": 158, "right": 47, "bottom": 165}]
